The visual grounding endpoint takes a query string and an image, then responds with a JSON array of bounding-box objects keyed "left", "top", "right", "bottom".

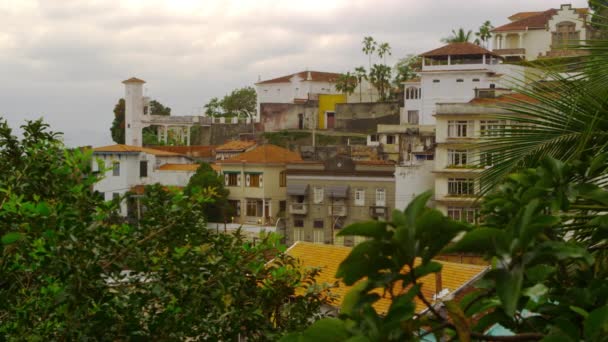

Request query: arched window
[
  {"left": 405, "top": 86, "right": 420, "bottom": 100},
  {"left": 553, "top": 21, "right": 579, "bottom": 48}
]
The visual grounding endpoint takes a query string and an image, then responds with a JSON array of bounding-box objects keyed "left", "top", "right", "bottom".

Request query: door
[
  {"left": 326, "top": 112, "right": 335, "bottom": 129},
  {"left": 298, "top": 113, "right": 304, "bottom": 129}
]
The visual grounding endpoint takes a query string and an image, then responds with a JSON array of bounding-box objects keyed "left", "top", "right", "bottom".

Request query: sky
[{"left": 0, "top": 0, "right": 590, "bottom": 147}]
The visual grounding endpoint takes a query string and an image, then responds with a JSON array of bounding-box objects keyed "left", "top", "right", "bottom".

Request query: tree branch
[{"left": 470, "top": 332, "right": 544, "bottom": 341}]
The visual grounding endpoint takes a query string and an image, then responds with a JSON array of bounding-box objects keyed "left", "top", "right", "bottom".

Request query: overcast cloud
[{"left": 0, "top": 0, "right": 590, "bottom": 146}]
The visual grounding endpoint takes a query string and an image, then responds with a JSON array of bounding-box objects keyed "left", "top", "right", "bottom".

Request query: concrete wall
[
  {"left": 395, "top": 160, "right": 435, "bottom": 211},
  {"left": 195, "top": 123, "right": 257, "bottom": 146},
  {"left": 334, "top": 102, "right": 400, "bottom": 133},
  {"left": 259, "top": 102, "right": 317, "bottom": 132}
]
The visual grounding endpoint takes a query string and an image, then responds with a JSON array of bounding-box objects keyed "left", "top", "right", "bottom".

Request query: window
[
  {"left": 225, "top": 173, "right": 239, "bottom": 187},
  {"left": 279, "top": 171, "right": 287, "bottom": 187},
  {"left": 433, "top": 79, "right": 440, "bottom": 83},
  {"left": 313, "top": 220, "right": 324, "bottom": 229},
  {"left": 480, "top": 120, "right": 506, "bottom": 137},
  {"left": 489, "top": 84, "right": 496, "bottom": 89},
  {"left": 293, "top": 228, "right": 305, "bottom": 242},
  {"left": 386, "top": 135, "right": 396, "bottom": 144},
  {"left": 448, "top": 120, "right": 472, "bottom": 138},
  {"left": 375, "top": 188, "right": 386, "bottom": 207},
  {"left": 447, "top": 149, "right": 470, "bottom": 167},
  {"left": 313, "top": 187, "right": 324, "bottom": 204},
  {"left": 354, "top": 189, "right": 365, "bottom": 206},
  {"left": 313, "top": 229, "right": 324, "bottom": 244},
  {"left": 370, "top": 134, "right": 379, "bottom": 142},
  {"left": 279, "top": 200, "right": 286, "bottom": 213},
  {"left": 246, "top": 199, "right": 263, "bottom": 217},
  {"left": 112, "top": 161, "right": 120, "bottom": 176},
  {"left": 294, "top": 219, "right": 304, "bottom": 227},
  {"left": 112, "top": 192, "right": 120, "bottom": 201},
  {"left": 228, "top": 200, "right": 241, "bottom": 216},
  {"left": 480, "top": 151, "right": 502, "bottom": 167},
  {"left": 448, "top": 178, "right": 475, "bottom": 196},
  {"left": 448, "top": 207, "right": 477, "bottom": 224},
  {"left": 139, "top": 160, "right": 148, "bottom": 178},
  {"left": 407, "top": 110, "right": 419, "bottom": 124},
  {"left": 472, "top": 78, "right": 480, "bottom": 82},
  {"left": 246, "top": 173, "right": 262, "bottom": 187},
  {"left": 456, "top": 79, "right": 464, "bottom": 83},
  {"left": 405, "top": 87, "right": 420, "bottom": 100},
  {"left": 553, "top": 21, "right": 579, "bottom": 48}
]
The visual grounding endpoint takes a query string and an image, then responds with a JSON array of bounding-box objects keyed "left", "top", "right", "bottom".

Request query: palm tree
[
  {"left": 354, "top": 66, "right": 367, "bottom": 102},
  {"left": 475, "top": 21, "right": 494, "bottom": 48},
  {"left": 377, "top": 42, "right": 392, "bottom": 66},
  {"left": 362, "top": 36, "right": 377, "bottom": 72},
  {"left": 477, "top": 26, "right": 608, "bottom": 193},
  {"left": 441, "top": 28, "right": 473, "bottom": 43},
  {"left": 369, "top": 64, "right": 392, "bottom": 102}
]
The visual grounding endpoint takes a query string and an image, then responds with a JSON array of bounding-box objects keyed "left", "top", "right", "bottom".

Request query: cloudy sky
[{"left": 0, "top": 0, "right": 589, "bottom": 147}]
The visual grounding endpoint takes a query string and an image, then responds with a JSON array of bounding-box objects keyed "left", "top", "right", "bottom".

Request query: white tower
[{"left": 122, "top": 77, "right": 146, "bottom": 146}]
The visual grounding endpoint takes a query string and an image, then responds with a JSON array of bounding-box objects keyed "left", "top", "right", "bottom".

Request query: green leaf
[
  {"left": 336, "top": 240, "right": 390, "bottom": 285},
  {"left": 522, "top": 283, "right": 548, "bottom": 303},
  {"left": 445, "top": 300, "right": 470, "bottom": 342},
  {"left": 495, "top": 266, "right": 523, "bottom": 316},
  {"left": 302, "top": 318, "right": 349, "bottom": 340},
  {"left": 338, "top": 221, "right": 387, "bottom": 238},
  {"left": 341, "top": 280, "right": 369, "bottom": 316},
  {"left": 412, "top": 261, "right": 442, "bottom": 279},
  {"left": 1, "top": 232, "right": 24, "bottom": 245},
  {"left": 570, "top": 306, "right": 589, "bottom": 318},
  {"left": 584, "top": 305, "right": 608, "bottom": 341},
  {"left": 444, "top": 228, "right": 506, "bottom": 254}
]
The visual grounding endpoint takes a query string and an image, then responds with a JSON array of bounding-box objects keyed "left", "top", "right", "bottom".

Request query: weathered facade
[
  {"left": 259, "top": 102, "right": 317, "bottom": 132},
  {"left": 285, "top": 156, "right": 395, "bottom": 246},
  {"left": 334, "top": 102, "right": 400, "bottom": 133}
]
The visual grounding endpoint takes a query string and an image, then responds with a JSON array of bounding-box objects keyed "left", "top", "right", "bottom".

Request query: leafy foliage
[
  {"left": 474, "top": 21, "right": 494, "bottom": 47},
  {"left": 369, "top": 64, "right": 392, "bottom": 102},
  {"left": 335, "top": 72, "right": 358, "bottom": 96},
  {"left": 284, "top": 155, "right": 608, "bottom": 341},
  {"left": 441, "top": 28, "right": 473, "bottom": 43},
  {"left": 393, "top": 54, "right": 421, "bottom": 86},
  {"left": 183, "top": 162, "right": 231, "bottom": 222},
  {"left": 204, "top": 86, "right": 257, "bottom": 119},
  {"left": 0, "top": 119, "right": 331, "bottom": 340}
]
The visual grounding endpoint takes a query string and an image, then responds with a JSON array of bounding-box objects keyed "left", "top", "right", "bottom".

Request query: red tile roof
[
  {"left": 420, "top": 42, "right": 500, "bottom": 57},
  {"left": 218, "top": 144, "right": 301, "bottom": 164},
  {"left": 216, "top": 140, "right": 257, "bottom": 152},
  {"left": 494, "top": 8, "right": 589, "bottom": 32},
  {"left": 122, "top": 77, "right": 146, "bottom": 84},
  {"left": 157, "top": 164, "right": 200, "bottom": 171},
  {"left": 93, "top": 144, "right": 181, "bottom": 157},
  {"left": 469, "top": 92, "right": 539, "bottom": 105},
  {"left": 256, "top": 71, "right": 341, "bottom": 85}
]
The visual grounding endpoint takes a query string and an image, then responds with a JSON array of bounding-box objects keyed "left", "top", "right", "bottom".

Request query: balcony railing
[
  {"left": 493, "top": 48, "right": 525, "bottom": 56},
  {"left": 289, "top": 203, "right": 308, "bottom": 215},
  {"left": 328, "top": 204, "right": 347, "bottom": 217},
  {"left": 369, "top": 206, "right": 388, "bottom": 219}
]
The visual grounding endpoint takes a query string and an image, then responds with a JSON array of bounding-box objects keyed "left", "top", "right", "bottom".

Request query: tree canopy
[
  {"left": 0, "top": 119, "right": 331, "bottom": 340},
  {"left": 441, "top": 28, "right": 473, "bottom": 43},
  {"left": 204, "top": 86, "right": 257, "bottom": 119}
]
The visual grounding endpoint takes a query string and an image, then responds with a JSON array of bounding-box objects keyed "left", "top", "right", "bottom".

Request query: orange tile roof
[
  {"left": 158, "top": 163, "right": 200, "bottom": 171},
  {"left": 256, "top": 71, "right": 341, "bottom": 85},
  {"left": 218, "top": 144, "right": 301, "bottom": 164},
  {"left": 122, "top": 77, "right": 146, "bottom": 84},
  {"left": 150, "top": 145, "right": 215, "bottom": 158},
  {"left": 93, "top": 144, "right": 182, "bottom": 157},
  {"left": 286, "top": 242, "right": 488, "bottom": 314},
  {"left": 216, "top": 140, "right": 257, "bottom": 152},
  {"left": 494, "top": 8, "right": 589, "bottom": 32},
  {"left": 420, "top": 42, "right": 499, "bottom": 58}
]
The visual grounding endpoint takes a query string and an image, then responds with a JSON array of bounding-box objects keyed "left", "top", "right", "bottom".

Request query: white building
[
  {"left": 492, "top": 4, "right": 592, "bottom": 61},
  {"left": 92, "top": 144, "right": 194, "bottom": 215},
  {"left": 402, "top": 42, "right": 529, "bottom": 127},
  {"left": 394, "top": 160, "right": 435, "bottom": 211}
]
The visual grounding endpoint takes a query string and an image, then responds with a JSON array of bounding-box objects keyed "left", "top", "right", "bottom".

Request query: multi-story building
[
  {"left": 433, "top": 91, "right": 531, "bottom": 221},
  {"left": 216, "top": 144, "right": 302, "bottom": 226},
  {"left": 492, "top": 4, "right": 593, "bottom": 61},
  {"left": 285, "top": 157, "right": 395, "bottom": 246},
  {"left": 92, "top": 144, "right": 194, "bottom": 215}
]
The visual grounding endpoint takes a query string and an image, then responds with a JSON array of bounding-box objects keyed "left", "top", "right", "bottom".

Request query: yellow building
[
  {"left": 317, "top": 94, "right": 346, "bottom": 129},
  {"left": 216, "top": 144, "right": 302, "bottom": 226}
]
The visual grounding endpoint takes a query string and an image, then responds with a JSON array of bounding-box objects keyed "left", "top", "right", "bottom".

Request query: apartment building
[
  {"left": 285, "top": 156, "right": 395, "bottom": 246},
  {"left": 216, "top": 144, "right": 302, "bottom": 226},
  {"left": 433, "top": 91, "right": 532, "bottom": 222}
]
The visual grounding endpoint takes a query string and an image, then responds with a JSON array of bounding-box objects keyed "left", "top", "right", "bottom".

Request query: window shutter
[
  {"left": 237, "top": 174, "right": 242, "bottom": 186},
  {"left": 224, "top": 174, "right": 229, "bottom": 186},
  {"left": 259, "top": 174, "right": 263, "bottom": 188},
  {"left": 246, "top": 174, "right": 250, "bottom": 187}
]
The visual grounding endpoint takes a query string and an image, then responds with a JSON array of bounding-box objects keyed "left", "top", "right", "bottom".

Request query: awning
[
  {"left": 287, "top": 184, "right": 309, "bottom": 196},
  {"left": 327, "top": 185, "right": 349, "bottom": 198}
]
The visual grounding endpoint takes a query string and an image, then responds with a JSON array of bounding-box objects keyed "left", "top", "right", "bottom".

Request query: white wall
[{"left": 395, "top": 160, "right": 435, "bottom": 211}]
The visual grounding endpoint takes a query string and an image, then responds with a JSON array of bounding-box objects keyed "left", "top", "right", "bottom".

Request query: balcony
[
  {"left": 369, "top": 206, "right": 388, "bottom": 219},
  {"left": 328, "top": 204, "right": 347, "bottom": 217},
  {"left": 289, "top": 203, "right": 308, "bottom": 215},
  {"left": 493, "top": 48, "right": 525, "bottom": 57}
]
